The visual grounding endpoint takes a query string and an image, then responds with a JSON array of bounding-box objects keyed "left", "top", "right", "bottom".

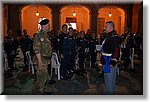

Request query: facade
[{"left": 3, "top": 2, "right": 143, "bottom": 37}]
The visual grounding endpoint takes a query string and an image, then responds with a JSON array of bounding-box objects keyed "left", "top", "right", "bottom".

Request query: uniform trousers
[
  {"left": 34, "top": 58, "right": 50, "bottom": 93},
  {"left": 104, "top": 64, "right": 117, "bottom": 95}
]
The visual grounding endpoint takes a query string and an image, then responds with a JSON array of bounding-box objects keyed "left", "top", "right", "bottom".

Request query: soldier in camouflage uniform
[{"left": 33, "top": 19, "right": 52, "bottom": 94}]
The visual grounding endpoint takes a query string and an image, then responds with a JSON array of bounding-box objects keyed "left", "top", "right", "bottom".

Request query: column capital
[
  {"left": 51, "top": 8, "right": 60, "bottom": 31},
  {"left": 89, "top": 11, "right": 98, "bottom": 16},
  {"left": 51, "top": 9, "right": 60, "bottom": 14}
]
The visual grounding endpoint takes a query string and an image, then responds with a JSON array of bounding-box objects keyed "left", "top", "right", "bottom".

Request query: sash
[{"left": 101, "top": 39, "right": 112, "bottom": 73}]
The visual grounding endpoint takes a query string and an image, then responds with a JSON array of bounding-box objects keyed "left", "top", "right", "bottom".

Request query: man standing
[
  {"left": 20, "top": 29, "right": 33, "bottom": 72},
  {"left": 67, "top": 27, "right": 76, "bottom": 76},
  {"left": 59, "top": 24, "right": 70, "bottom": 80},
  {"left": 4, "top": 30, "right": 19, "bottom": 76},
  {"left": 89, "top": 32, "right": 99, "bottom": 68},
  {"left": 77, "top": 31, "right": 87, "bottom": 75},
  {"left": 33, "top": 19, "right": 52, "bottom": 94},
  {"left": 101, "top": 21, "right": 120, "bottom": 94},
  {"left": 120, "top": 27, "right": 131, "bottom": 71}
]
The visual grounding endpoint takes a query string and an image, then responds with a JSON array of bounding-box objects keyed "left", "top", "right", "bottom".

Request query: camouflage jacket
[{"left": 33, "top": 30, "right": 52, "bottom": 58}]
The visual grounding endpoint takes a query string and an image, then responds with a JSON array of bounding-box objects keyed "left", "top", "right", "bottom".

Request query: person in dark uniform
[
  {"left": 84, "top": 29, "right": 92, "bottom": 61},
  {"left": 120, "top": 27, "right": 133, "bottom": 71},
  {"left": 135, "top": 34, "right": 143, "bottom": 59},
  {"left": 89, "top": 32, "right": 99, "bottom": 68},
  {"left": 67, "top": 27, "right": 76, "bottom": 75},
  {"left": 101, "top": 21, "right": 120, "bottom": 94},
  {"left": 59, "top": 24, "right": 70, "bottom": 80},
  {"left": 59, "top": 24, "right": 68, "bottom": 57},
  {"left": 48, "top": 30, "right": 56, "bottom": 49},
  {"left": 4, "top": 30, "right": 19, "bottom": 75},
  {"left": 100, "top": 29, "right": 107, "bottom": 45},
  {"left": 85, "top": 29, "right": 92, "bottom": 42},
  {"left": 59, "top": 27, "right": 76, "bottom": 79},
  {"left": 20, "top": 29, "right": 33, "bottom": 72},
  {"left": 76, "top": 31, "right": 87, "bottom": 75},
  {"left": 51, "top": 30, "right": 61, "bottom": 54}
]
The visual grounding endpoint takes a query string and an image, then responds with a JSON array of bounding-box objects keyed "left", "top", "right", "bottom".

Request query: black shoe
[
  {"left": 67, "top": 73, "right": 73, "bottom": 79},
  {"left": 48, "top": 80, "right": 56, "bottom": 84},
  {"left": 70, "top": 70, "right": 75, "bottom": 74},
  {"left": 60, "top": 76, "right": 69, "bottom": 80},
  {"left": 66, "top": 71, "right": 74, "bottom": 76}
]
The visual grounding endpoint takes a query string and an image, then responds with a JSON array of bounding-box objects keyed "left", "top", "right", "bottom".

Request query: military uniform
[
  {"left": 68, "top": 35, "right": 76, "bottom": 73},
  {"left": 33, "top": 29, "right": 52, "bottom": 93},
  {"left": 135, "top": 34, "right": 143, "bottom": 59},
  {"left": 77, "top": 37, "right": 86, "bottom": 73},
  {"left": 100, "top": 32, "right": 107, "bottom": 45},
  {"left": 20, "top": 35, "right": 33, "bottom": 71},
  {"left": 101, "top": 30, "right": 120, "bottom": 94},
  {"left": 120, "top": 32, "right": 133, "bottom": 70},
  {"left": 59, "top": 33, "right": 70, "bottom": 79},
  {"left": 4, "top": 36, "right": 19, "bottom": 74},
  {"left": 84, "top": 34, "right": 92, "bottom": 60},
  {"left": 89, "top": 37, "right": 99, "bottom": 68}
]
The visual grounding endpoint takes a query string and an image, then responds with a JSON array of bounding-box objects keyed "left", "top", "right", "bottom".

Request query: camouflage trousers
[{"left": 33, "top": 59, "right": 50, "bottom": 93}]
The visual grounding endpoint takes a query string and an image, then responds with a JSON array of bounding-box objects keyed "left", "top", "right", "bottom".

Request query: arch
[
  {"left": 59, "top": 4, "right": 91, "bottom": 13},
  {"left": 97, "top": 5, "right": 126, "bottom": 35},
  {"left": 21, "top": 5, "right": 52, "bottom": 37},
  {"left": 60, "top": 5, "right": 90, "bottom": 32}
]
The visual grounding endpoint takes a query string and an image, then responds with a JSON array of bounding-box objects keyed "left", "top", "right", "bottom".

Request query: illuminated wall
[
  {"left": 21, "top": 5, "right": 52, "bottom": 37},
  {"left": 3, "top": 5, "right": 8, "bottom": 37},
  {"left": 61, "top": 6, "right": 90, "bottom": 32},
  {"left": 98, "top": 6, "right": 125, "bottom": 35},
  {"left": 132, "top": 3, "right": 142, "bottom": 33}
]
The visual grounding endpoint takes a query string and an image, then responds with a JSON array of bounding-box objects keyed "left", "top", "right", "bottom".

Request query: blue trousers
[
  {"left": 60, "top": 53, "right": 70, "bottom": 77},
  {"left": 104, "top": 64, "right": 117, "bottom": 95}
]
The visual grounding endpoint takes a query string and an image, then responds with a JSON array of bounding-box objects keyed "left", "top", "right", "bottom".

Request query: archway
[
  {"left": 60, "top": 5, "right": 90, "bottom": 32},
  {"left": 21, "top": 5, "right": 52, "bottom": 37},
  {"left": 97, "top": 6, "right": 126, "bottom": 35}
]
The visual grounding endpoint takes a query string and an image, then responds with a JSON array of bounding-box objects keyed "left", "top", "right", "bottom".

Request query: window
[
  {"left": 66, "top": 17, "right": 77, "bottom": 30},
  {"left": 97, "top": 18, "right": 105, "bottom": 34},
  {"left": 66, "top": 23, "right": 77, "bottom": 30}
]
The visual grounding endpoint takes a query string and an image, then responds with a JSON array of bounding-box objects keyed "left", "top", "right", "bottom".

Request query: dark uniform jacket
[
  {"left": 77, "top": 37, "right": 86, "bottom": 53},
  {"left": 4, "top": 36, "right": 19, "bottom": 55},
  {"left": 89, "top": 37, "right": 99, "bottom": 53},
  {"left": 101, "top": 30, "right": 120, "bottom": 66},
  {"left": 20, "top": 36, "right": 33, "bottom": 53}
]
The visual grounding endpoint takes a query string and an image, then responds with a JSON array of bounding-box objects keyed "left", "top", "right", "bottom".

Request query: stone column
[
  {"left": 90, "top": 9, "right": 98, "bottom": 34},
  {"left": 8, "top": 4, "right": 21, "bottom": 35},
  {"left": 126, "top": 5, "right": 133, "bottom": 30},
  {"left": 51, "top": 9, "right": 60, "bottom": 31}
]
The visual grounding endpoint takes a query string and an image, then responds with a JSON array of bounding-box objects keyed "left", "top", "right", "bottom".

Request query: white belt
[{"left": 101, "top": 53, "right": 112, "bottom": 56}]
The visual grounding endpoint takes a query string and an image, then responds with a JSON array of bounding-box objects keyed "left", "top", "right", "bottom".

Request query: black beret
[{"left": 39, "top": 19, "right": 49, "bottom": 25}]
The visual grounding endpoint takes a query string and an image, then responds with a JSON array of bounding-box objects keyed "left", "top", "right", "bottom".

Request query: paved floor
[{"left": 1, "top": 59, "right": 143, "bottom": 95}]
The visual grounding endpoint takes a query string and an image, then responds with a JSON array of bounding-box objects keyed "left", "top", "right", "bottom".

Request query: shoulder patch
[{"left": 40, "top": 38, "right": 44, "bottom": 42}]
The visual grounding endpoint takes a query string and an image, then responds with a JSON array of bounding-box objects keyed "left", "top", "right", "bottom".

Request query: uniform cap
[{"left": 39, "top": 19, "right": 49, "bottom": 25}]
